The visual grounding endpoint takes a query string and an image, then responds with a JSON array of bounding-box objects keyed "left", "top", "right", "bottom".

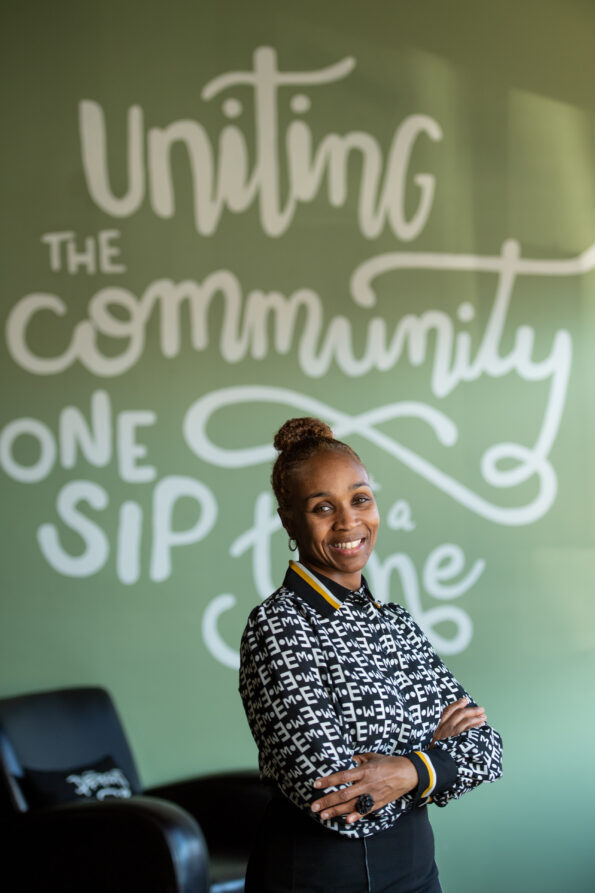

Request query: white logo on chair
[{"left": 66, "top": 767, "right": 131, "bottom": 799}]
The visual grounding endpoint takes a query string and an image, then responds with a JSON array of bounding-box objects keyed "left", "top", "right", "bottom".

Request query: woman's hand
[
  {"left": 310, "top": 699, "right": 487, "bottom": 823},
  {"left": 311, "top": 752, "right": 418, "bottom": 825},
  {"left": 431, "top": 697, "right": 486, "bottom": 746}
]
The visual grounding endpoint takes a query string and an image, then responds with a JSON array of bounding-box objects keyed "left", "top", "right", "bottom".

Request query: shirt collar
[{"left": 284, "top": 560, "right": 378, "bottom": 619}]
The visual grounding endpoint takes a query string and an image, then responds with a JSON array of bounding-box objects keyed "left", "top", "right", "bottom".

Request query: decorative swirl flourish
[{"left": 183, "top": 385, "right": 556, "bottom": 526}]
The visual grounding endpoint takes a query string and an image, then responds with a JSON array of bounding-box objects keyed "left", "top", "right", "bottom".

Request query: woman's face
[{"left": 283, "top": 449, "right": 380, "bottom": 590}]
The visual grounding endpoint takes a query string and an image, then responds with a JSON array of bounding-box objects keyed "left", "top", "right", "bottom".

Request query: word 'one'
[{"left": 0, "top": 391, "right": 217, "bottom": 584}]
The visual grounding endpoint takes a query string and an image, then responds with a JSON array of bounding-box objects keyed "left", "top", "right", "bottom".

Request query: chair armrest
[
  {"left": 147, "top": 770, "right": 272, "bottom": 851},
  {"left": 4, "top": 796, "right": 210, "bottom": 893},
  {"left": 147, "top": 770, "right": 272, "bottom": 887}
]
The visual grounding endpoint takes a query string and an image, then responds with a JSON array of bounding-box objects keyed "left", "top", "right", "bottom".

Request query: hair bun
[{"left": 273, "top": 417, "right": 334, "bottom": 453}]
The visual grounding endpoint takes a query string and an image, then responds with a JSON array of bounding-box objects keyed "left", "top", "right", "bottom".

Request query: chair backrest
[{"left": 0, "top": 686, "right": 142, "bottom": 816}]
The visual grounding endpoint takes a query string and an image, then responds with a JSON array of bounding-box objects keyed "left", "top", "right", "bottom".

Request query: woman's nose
[{"left": 334, "top": 504, "right": 357, "bottom": 528}]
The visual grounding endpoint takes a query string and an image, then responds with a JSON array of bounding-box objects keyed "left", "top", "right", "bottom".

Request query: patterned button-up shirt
[{"left": 239, "top": 561, "right": 503, "bottom": 838}]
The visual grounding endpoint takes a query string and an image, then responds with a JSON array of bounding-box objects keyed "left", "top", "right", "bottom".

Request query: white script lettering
[
  {"left": 79, "top": 48, "right": 440, "bottom": 239},
  {"left": 36, "top": 475, "right": 217, "bottom": 584}
]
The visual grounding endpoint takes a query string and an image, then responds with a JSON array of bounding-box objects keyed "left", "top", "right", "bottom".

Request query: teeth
[{"left": 333, "top": 539, "right": 362, "bottom": 550}]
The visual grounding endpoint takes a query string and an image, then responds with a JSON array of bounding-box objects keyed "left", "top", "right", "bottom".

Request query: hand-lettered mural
[{"left": 2, "top": 4, "right": 594, "bottom": 891}]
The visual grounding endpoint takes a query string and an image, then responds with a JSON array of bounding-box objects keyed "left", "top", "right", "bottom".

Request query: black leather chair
[
  {"left": 149, "top": 770, "right": 272, "bottom": 891},
  {"left": 0, "top": 687, "right": 270, "bottom": 893}
]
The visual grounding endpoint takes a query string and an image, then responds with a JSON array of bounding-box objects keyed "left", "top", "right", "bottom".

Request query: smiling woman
[
  {"left": 273, "top": 418, "right": 379, "bottom": 591},
  {"left": 239, "top": 418, "right": 502, "bottom": 893}
]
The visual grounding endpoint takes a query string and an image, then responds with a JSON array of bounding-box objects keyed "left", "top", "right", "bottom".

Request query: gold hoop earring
[{"left": 288, "top": 537, "right": 297, "bottom": 552}]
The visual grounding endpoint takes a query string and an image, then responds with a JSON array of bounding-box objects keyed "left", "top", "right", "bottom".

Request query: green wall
[{"left": 1, "top": 2, "right": 594, "bottom": 890}]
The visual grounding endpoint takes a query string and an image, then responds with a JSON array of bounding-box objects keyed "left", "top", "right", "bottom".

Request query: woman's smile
[{"left": 329, "top": 537, "right": 365, "bottom": 552}]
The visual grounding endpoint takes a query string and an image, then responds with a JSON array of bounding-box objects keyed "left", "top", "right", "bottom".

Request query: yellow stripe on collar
[{"left": 289, "top": 561, "right": 342, "bottom": 610}]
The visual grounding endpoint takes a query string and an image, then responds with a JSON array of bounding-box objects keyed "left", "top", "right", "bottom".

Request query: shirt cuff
[{"left": 405, "top": 748, "right": 459, "bottom": 804}]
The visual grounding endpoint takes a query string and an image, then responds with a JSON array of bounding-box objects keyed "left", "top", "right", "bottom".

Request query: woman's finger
[
  {"left": 318, "top": 751, "right": 380, "bottom": 779},
  {"left": 352, "top": 752, "right": 377, "bottom": 765},
  {"left": 437, "top": 697, "right": 469, "bottom": 723},
  {"left": 345, "top": 807, "right": 371, "bottom": 823},
  {"left": 312, "top": 764, "right": 380, "bottom": 815},
  {"left": 312, "top": 783, "right": 363, "bottom": 812},
  {"left": 312, "top": 768, "right": 382, "bottom": 813},
  {"left": 315, "top": 789, "right": 389, "bottom": 822},
  {"left": 450, "top": 712, "right": 486, "bottom": 734},
  {"left": 445, "top": 706, "right": 485, "bottom": 729},
  {"left": 314, "top": 762, "right": 369, "bottom": 789},
  {"left": 312, "top": 790, "right": 367, "bottom": 819},
  {"left": 433, "top": 707, "right": 486, "bottom": 743}
]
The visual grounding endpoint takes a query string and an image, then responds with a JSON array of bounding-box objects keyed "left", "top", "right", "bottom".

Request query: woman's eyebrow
[
  {"left": 304, "top": 490, "right": 330, "bottom": 502},
  {"left": 304, "top": 481, "right": 370, "bottom": 501}
]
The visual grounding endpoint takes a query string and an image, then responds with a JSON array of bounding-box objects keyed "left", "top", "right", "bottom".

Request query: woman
[{"left": 239, "top": 418, "right": 502, "bottom": 893}]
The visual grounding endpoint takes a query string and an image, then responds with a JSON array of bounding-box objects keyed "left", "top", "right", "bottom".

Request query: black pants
[{"left": 245, "top": 797, "right": 442, "bottom": 893}]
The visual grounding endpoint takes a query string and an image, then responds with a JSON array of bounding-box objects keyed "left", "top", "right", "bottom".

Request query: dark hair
[{"left": 271, "top": 417, "right": 363, "bottom": 513}]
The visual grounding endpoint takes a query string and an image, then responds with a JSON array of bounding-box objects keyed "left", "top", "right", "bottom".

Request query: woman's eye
[
  {"left": 314, "top": 504, "right": 332, "bottom": 513},
  {"left": 353, "top": 495, "right": 370, "bottom": 504}
]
